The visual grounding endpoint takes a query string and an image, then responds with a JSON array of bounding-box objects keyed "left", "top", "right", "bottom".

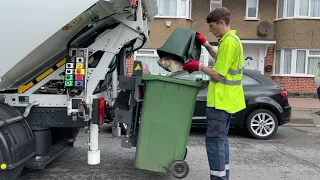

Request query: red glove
[
  {"left": 183, "top": 59, "right": 201, "bottom": 72},
  {"left": 196, "top": 32, "right": 207, "bottom": 45}
]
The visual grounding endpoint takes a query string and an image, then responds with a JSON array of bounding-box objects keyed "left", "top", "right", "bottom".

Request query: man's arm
[
  {"left": 200, "top": 42, "right": 237, "bottom": 81},
  {"left": 196, "top": 32, "right": 218, "bottom": 58},
  {"left": 200, "top": 65, "right": 223, "bottom": 81},
  {"left": 183, "top": 32, "right": 234, "bottom": 79},
  {"left": 203, "top": 41, "right": 218, "bottom": 58}
]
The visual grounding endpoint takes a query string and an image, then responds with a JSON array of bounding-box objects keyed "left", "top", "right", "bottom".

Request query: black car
[{"left": 169, "top": 69, "right": 291, "bottom": 140}]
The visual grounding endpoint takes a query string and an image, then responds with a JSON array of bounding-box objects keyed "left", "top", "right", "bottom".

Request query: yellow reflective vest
[
  {"left": 314, "top": 68, "right": 319, "bottom": 81},
  {"left": 207, "top": 30, "right": 246, "bottom": 114}
]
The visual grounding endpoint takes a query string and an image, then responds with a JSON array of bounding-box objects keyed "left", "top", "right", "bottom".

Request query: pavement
[{"left": 286, "top": 98, "right": 320, "bottom": 127}]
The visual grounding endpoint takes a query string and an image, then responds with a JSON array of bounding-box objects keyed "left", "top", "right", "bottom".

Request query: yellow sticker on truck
[
  {"left": 62, "top": 17, "right": 82, "bottom": 31},
  {"left": 18, "top": 58, "right": 66, "bottom": 93},
  {"left": 134, "top": 64, "right": 142, "bottom": 71}
]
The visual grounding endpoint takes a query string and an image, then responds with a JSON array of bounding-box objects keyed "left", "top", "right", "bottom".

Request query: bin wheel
[{"left": 170, "top": 160, "right": 189, "bottom": 179}]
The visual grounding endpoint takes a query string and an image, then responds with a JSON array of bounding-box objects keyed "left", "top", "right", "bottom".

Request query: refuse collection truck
[
  {"left": 0, "top": 0, "right": 206, "bottom": 179},
  {"left": 0, "top": 0, "right": 158, "bottom": 179}
]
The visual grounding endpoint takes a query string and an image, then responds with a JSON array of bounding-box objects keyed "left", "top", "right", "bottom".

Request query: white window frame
[
  {"left": 200, "top": 46, "right": 208, "bottom": 66},
  {"left": 276, "top": 0, "right": 320, "bottom": 20},
  {"left": 134, "top": 49, "right": 172, "bottom": 75},
  {"left": 155, "top": 0, "right": 192, "bottom": 19},
  {"left": 134, "top": 49, "right": 158, "bottom": 59},
  {"left": 273, "top": 48, "right": 320, "bottom": 77},
  {"left": 210, "top": 0, "right": 222, "bottom": 12},
  {"left": 245, "top": 0, "right": 260, "bottom": 20}
]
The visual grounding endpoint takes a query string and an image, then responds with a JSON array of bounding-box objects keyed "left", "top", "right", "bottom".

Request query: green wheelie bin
[{"left": 135, "top": 74, "right": 207, "bottom": 179}]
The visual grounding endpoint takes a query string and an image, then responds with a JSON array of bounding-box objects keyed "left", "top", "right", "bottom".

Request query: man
[
  {"left": 314, "top": 60, "right": 320, "bottom": 115},
  {"left": 142, "top": 63, "right": 151, "bottom": 74},
  {"left": 183, "top": 7, "right": 246, "bottom": 180}
]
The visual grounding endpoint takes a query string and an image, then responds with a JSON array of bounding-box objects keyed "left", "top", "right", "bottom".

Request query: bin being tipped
[
  {"left": 156, "top": 27, "right": 202, "bottom": 73},
  {"left": 134, "top": 74, "right": 208, "bottom": 179}
]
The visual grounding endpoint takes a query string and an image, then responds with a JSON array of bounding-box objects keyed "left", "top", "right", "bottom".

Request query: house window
[
  {"left": 273, "top": 49, "right": 320, "bottom": 76},
  {"left": 286, "top": 0, "right": 295, "bottom": 17},
  {"left": 246, "top": 0, "right": 259, "bottom": 19},
  {"left": 200, "top": 45, "right": 216, "bottom": 67},
  {"left": 134, "top": 49, "right": 170, "bottom": 75},
  {"left": 156, "top": 0, "right": 191, "bottom": 19},
  {"left": 210, "top": 0, "right": 222, "bottom": 11},
  {"left": 200, "top": 46, "right": 208, "bottom": 66},
  {"left": 277, "top": 0, "right": 320, "bottom": 19},
  {"left": 200, "top": 45, "right": 217, "bottom": 67},
  {"left": 277, "top": 0, "right": 284, "bottom": 18},
  {"left": 299, "top": 0, "right": 309, "bottom": 16}
]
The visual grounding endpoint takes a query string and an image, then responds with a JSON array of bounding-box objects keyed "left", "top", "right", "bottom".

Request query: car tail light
[
  {"left": 280, "top": 90, "right": 288, "bottom": 99},
  {"left": 136, "top": 85, "right": 143, "bottom": 101},
  {"left": 285, "top": 116, "right": 291, "bottom": 121},
  {"left": 98, "top": 97, "right": 105, "bottom": 125}
]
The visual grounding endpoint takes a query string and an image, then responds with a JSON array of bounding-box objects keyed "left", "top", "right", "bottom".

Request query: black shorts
[{"left": 317, "top": 88, "right": 320, "bottom": 99}]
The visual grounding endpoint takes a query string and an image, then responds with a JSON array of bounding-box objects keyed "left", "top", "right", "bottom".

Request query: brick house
[{"left": 126, "top": 0, "right": 320, "bottom": 98}]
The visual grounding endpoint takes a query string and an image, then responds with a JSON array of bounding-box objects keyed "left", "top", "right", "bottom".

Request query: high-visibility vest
[
  {"left": 314, "top": 68, "right": 319, "bottom": 81},
  {"left": 207, "top": 33, "right": 246, "bottom": 114}
]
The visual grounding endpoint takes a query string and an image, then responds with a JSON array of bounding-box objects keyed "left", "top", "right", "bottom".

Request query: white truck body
[
  {"left": 0, "top": 0, "right": 157, "bottom": 90},
  {"left": 0, "top": 0, "right": 97, "bottom": 79},
  {"left": 0, "top": 0, "right": 158, "bottom": 174}
]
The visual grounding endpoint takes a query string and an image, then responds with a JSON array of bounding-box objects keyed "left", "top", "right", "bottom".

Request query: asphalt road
[{"left": 18, "top": 125, "right": 320, "bottom": 180}]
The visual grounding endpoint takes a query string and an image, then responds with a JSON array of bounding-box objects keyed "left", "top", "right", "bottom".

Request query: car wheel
[
  {"left": 245, "top": 109, "right": 278, "bottom": 140},
  {"left": 119, "top": 123, "right": 128, "bottom": 134}
]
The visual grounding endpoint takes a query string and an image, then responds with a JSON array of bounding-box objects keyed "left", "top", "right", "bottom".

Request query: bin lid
[
  {"left": 156, "top": 27, "right": 201, "bottom": 64},
  {"left": 142, "top": 74, "right": 207, "bottom": 88}
]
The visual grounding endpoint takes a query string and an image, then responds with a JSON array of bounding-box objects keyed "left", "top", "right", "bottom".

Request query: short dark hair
[{"left": 206, "top": 7, "right": 231, "bottom": 25}]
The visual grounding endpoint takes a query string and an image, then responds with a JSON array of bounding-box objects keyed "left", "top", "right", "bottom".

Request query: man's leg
[
  {"left": 317, "top": 88, "right": 320, "bottom": 115},
  {"left": 224, "top": 114, "right": 232, "bottom": 180},
  {"left": 206, "top": 107, "right": 230, "bottom": 180}
]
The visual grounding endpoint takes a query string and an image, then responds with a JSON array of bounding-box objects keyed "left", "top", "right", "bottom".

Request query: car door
[
  {"left": 231, "top": 73, "right": 262, "bottom": 126},
  {"left": 193, "top": 87, "right": 208, "bottom": 120},
  {"left": 170, "top": 71, "right": 209, "bottom": 121},
  {"left": 193, "top": 72, "right": 263, "bottom": 125},
  {"left": 193, "top": 72, "right": 209, "bottom": 121}
]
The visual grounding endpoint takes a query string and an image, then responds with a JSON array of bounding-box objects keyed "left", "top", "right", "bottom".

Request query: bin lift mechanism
[{"left": 0, "top": 0, "right": 157, "bottom": 165}]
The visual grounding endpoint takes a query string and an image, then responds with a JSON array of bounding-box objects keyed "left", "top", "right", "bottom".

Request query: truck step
[{"left": 24, "top": 142, "right": 72, "bottom": 170}]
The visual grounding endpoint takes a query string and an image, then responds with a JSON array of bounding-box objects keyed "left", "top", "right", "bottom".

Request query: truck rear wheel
[
  {"left": 0, "top": 102, "right": 34, "bottom": 180},
  {"left": 0, "top": 164, "right": 24, "bottom": 180}
]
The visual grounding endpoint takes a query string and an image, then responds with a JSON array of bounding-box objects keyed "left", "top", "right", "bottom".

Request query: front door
[{"left": 243, "top": 47, "right": 259, "bottom": 71}]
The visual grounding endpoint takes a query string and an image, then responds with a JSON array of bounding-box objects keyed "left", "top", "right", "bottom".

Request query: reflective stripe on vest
[
  {"left": 219, "top": 78, "right": 242, "bottom": 85},
  {"left": 216, "top": 34, "right": 242, "bottom": 86}
]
